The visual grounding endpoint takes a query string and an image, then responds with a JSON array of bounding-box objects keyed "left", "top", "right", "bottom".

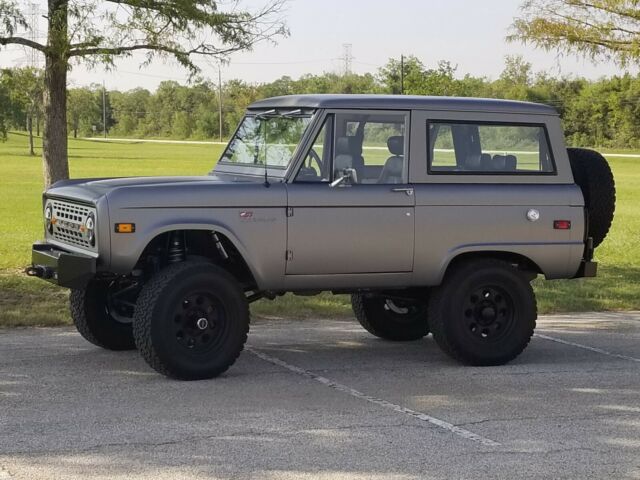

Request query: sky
[{"left": 0, "top": 0, "right": 634, "bottom": 91}]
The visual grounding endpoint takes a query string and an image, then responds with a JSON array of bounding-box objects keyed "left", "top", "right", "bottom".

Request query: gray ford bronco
[{"left": 27, "top": 95, "right": 616, "bottom": 380}]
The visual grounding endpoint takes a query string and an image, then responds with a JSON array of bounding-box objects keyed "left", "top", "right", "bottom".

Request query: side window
[
  {"left": 294, "top": 117, "right": 332, "bottom": 183},
  {"left": 428, "top": 121, "right": 555, "bottom": 174},
  {"left": 333, "top": 112, "right": 407, "bottom": 184},
  {"left": 430, "top": 124, "right": 455, "bottom": 169}
]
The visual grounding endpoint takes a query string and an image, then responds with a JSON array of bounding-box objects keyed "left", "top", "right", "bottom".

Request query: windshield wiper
[
  {"left": 255, "top": 109, "right": 277, "bottom": 120},
  {"left": 281, "top": 109, "right": 303, "bottom": 118}
]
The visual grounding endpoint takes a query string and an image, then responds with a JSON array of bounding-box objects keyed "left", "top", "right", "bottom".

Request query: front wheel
[
  {"left": 428, "top": 259, "right": 537, "bottom": 366},
  {"left": 351, "top": 294, "right": 429, "bottom": 341},
  {"left": 133, "top": 261, "right": 250, "bottom": 380},
  {"left": 70, "top": 278, "right": 139, "bottom": 351}
]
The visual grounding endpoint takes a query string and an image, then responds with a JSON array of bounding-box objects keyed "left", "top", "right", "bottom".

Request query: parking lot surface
[{"left": 1, "top": 311, "right": 639, "bottom": 480}]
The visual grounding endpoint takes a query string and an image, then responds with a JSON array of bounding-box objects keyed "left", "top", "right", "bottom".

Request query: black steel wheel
[
  {"left": 462, "top": 286, "right": 515, "bottom": 342},
  {"left": 429, "top": 259, "right": 536, "bottom": 366},
  {"left": 351, "top": 294, "right": 429, "bottom": 341},
  {"left": 172, "top": 292, "right": 229, "bottom": 354},
  {"left": 70, "top": 278, "right": 140, "bottom": 350},
  {"left": 133, "top": 261, "right": 249, "bottom": 380}
]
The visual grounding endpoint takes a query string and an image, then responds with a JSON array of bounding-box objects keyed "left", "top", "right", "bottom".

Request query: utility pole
[
  {"left": 400, "top": 54, "right": 404, "bottom": 95},
  {"left": 218, "top": 67, "right": 223, "bottom": 142},
  {"left": 102, "top": 81, "right": 107, "bottom": 139}
]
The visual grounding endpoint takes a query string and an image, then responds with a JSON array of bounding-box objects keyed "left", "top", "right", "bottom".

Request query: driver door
[{"left": 285, "top": 111, "right": 415, "bottom": 276}]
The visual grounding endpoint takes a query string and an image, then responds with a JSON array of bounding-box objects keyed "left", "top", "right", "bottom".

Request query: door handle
[{"left": 391, "top": 187, "right": 413, "bottom": 196}]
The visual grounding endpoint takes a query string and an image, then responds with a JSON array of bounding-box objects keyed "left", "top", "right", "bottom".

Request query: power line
[{"left": 230, "top": 59, "right": 333, "bottom": 65}]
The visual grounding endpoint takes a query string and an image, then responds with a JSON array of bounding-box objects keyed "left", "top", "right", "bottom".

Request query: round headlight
[
  {"left": 85, "top": 212, "right": 96, "bottom": 246},
  {"left": 44, "top": 204, "right": 53, "bottom": 234}
]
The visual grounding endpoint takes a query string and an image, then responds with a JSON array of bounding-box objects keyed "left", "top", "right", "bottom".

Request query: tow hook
[{"left": 25, "top": 265, "right": 55, "bottom": 280}]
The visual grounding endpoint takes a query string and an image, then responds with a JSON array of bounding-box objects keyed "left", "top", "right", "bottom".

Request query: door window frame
[{"left": 288, "top": 109, "right": 411, "bottom": 184}]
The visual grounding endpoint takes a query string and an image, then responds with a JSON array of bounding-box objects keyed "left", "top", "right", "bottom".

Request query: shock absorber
[{"left": 167, "top": 231, "right": 185, "bottom": 263}]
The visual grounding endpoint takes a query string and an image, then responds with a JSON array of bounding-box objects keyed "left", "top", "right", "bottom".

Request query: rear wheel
[
  {"left": 351, "top": 294, "right": 429, "bottom": 341},
  {"left": 428, "top": 259, "right": 536, "bottom": 366},
  {"left": 70, "top": 278, "right": 139, "bottom": 351},
  {"left": 133, "top": 261, "right": 249, "bottom": 380}
]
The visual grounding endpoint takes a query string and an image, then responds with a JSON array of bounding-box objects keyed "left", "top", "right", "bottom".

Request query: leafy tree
[
  {"left": 67, "top": 87, "right": 99, "bottom": 138},
  {"left": 110, "top": 88, "right": 151, "bottom": 137},
  {"left": 490, "top": 55, "right": 533, "bottom": 100},
  {"left": 0, "top": 78, "right": 8, "bottom": 140},
  {"left": 0, "top": 0, "right": 288, "bottom": 187},
  {"left": 510, "top": 0, "right": 640, "bottom": 67},
  {"left": 378, "top": 55, "right": 425, "bottom": 94},
  {"left": 1, "top": 67, "right": 43, "bottom": 154}
]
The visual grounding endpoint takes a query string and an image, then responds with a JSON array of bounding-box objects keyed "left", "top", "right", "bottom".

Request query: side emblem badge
[{"left": 239, "top": 211, "right": 253, "bottom": 219}]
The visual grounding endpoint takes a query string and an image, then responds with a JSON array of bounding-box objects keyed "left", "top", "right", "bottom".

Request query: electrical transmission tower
[
  {"left": 340, "top": 43, "right": 353, "bottom": 75},
  {"left": 25, "top": 2, "right": 41, "bottom": 67}
]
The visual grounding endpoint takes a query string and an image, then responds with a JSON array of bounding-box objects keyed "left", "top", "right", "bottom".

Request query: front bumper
[{"left": 25, "top": 242, "right": 96, "bottom": 288}]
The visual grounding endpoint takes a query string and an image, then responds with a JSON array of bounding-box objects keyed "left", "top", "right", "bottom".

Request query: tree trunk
[
  {"left": 42, "top": 0, "right": 69, "bottom": 189},
  {"left": 27, "top": 114, "right": 34, "bottom": 156}
]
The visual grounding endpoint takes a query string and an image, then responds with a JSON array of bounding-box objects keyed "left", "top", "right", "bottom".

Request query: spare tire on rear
[{"left": 567, "top": 148, "right": 616, "bottom": 248}]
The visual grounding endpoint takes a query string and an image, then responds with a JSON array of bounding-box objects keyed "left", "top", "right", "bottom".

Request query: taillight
[{"left": 553, "top": 220, "right": 571, "bottom": 230}]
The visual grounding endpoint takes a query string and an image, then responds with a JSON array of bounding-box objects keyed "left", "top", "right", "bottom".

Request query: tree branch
[
  {"left": 68, "top": 42, "right": 240, "bottom": 58},
  {"left": 0, "top": 36, "right": 45, "bottom": 51}
]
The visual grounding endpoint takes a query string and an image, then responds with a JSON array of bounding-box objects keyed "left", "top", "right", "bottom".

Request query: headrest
[
  {"left": 480, "top": 153, "right": 492, "bottom": 170},
  {"left": 336, "top": 136, "right": 363, "bottom": 156},
  {"left": 491, "top": 155, "right": 507, "bottom": 170},
  {"left": 489, "top": 154, "right": 517, "bottom": 171},
  {"left": 387, "top": 136, "right": 404, "bottom": 156}
]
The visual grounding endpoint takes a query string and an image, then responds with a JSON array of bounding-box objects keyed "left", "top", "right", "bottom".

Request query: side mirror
[{"left": 330, "top": 168, "right": 358, "bottom": 187}]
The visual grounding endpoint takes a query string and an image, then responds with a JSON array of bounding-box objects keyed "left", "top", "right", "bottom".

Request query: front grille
[{"left": 49, "top": 200, "right": 97, "bottom": 250}]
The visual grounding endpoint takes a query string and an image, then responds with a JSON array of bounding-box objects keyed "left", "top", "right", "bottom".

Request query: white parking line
[
  {"left": 535, "top": 333, "right": 640, "bottom": 363},
  {"left": 247, "top": 347, "right": 500, "bottom": 447}
]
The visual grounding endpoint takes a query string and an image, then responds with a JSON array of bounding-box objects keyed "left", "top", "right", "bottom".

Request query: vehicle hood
[{"left": 46, "top": 175, "right": 286, "bottom": 208}]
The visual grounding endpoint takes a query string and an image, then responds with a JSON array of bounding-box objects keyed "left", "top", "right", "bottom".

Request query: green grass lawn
[{"left": 0, "top": 131, "right": 638, "bottom": 326}]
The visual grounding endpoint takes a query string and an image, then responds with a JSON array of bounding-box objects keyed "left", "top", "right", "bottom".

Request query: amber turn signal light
[{"left": 115, "top": 223, "right": 136, "bottom": 233}]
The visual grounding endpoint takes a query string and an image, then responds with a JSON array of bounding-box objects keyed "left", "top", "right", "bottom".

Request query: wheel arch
[
  {"left": 439, "top": 249, "right": 543, "bottom": 284},
  {"left": 131, "top": 224, "right": 260, "bottom": 290}
]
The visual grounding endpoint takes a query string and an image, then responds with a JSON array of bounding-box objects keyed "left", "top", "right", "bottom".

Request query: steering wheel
[{"left": 307, "top": 148, "right": 322, "bottom": 168}]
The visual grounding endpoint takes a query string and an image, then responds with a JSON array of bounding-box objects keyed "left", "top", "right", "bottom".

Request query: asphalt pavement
[{"left": 1, "top": 311, "right": 639, "bottom": 479}]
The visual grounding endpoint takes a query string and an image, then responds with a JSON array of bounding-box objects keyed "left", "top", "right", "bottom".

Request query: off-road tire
[
  {"left": 567, "top": 148, "right": 616, "bottom": 248},
  {"left": 70, "top": 280, "right": 136, "bottom": 351},
  {"left": 351, "top": 294, "right": 429, "bottom": 341},
  {"left": 428, "top": 259, "right": 536, "bottom": 366},
  {"left": 133, "top": 261, "right": 249, "bottom": 380}
]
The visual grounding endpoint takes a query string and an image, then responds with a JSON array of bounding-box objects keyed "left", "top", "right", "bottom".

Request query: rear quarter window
[{"left": 428, "top": 121, "right": 556, "bottom": 175}]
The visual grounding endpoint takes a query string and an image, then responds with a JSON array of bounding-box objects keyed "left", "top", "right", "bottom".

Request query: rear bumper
[{"left": 25, "top": 242, "right": 96, "bottom": 288}]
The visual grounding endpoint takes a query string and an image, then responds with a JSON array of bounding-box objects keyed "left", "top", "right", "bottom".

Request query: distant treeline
[{"left": 2, "top": 55, "right": 640, "bottom": 148}]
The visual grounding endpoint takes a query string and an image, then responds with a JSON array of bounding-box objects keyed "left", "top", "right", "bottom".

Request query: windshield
[{"left": 220, "top": 111, "right": 313, "bottom": 169}]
